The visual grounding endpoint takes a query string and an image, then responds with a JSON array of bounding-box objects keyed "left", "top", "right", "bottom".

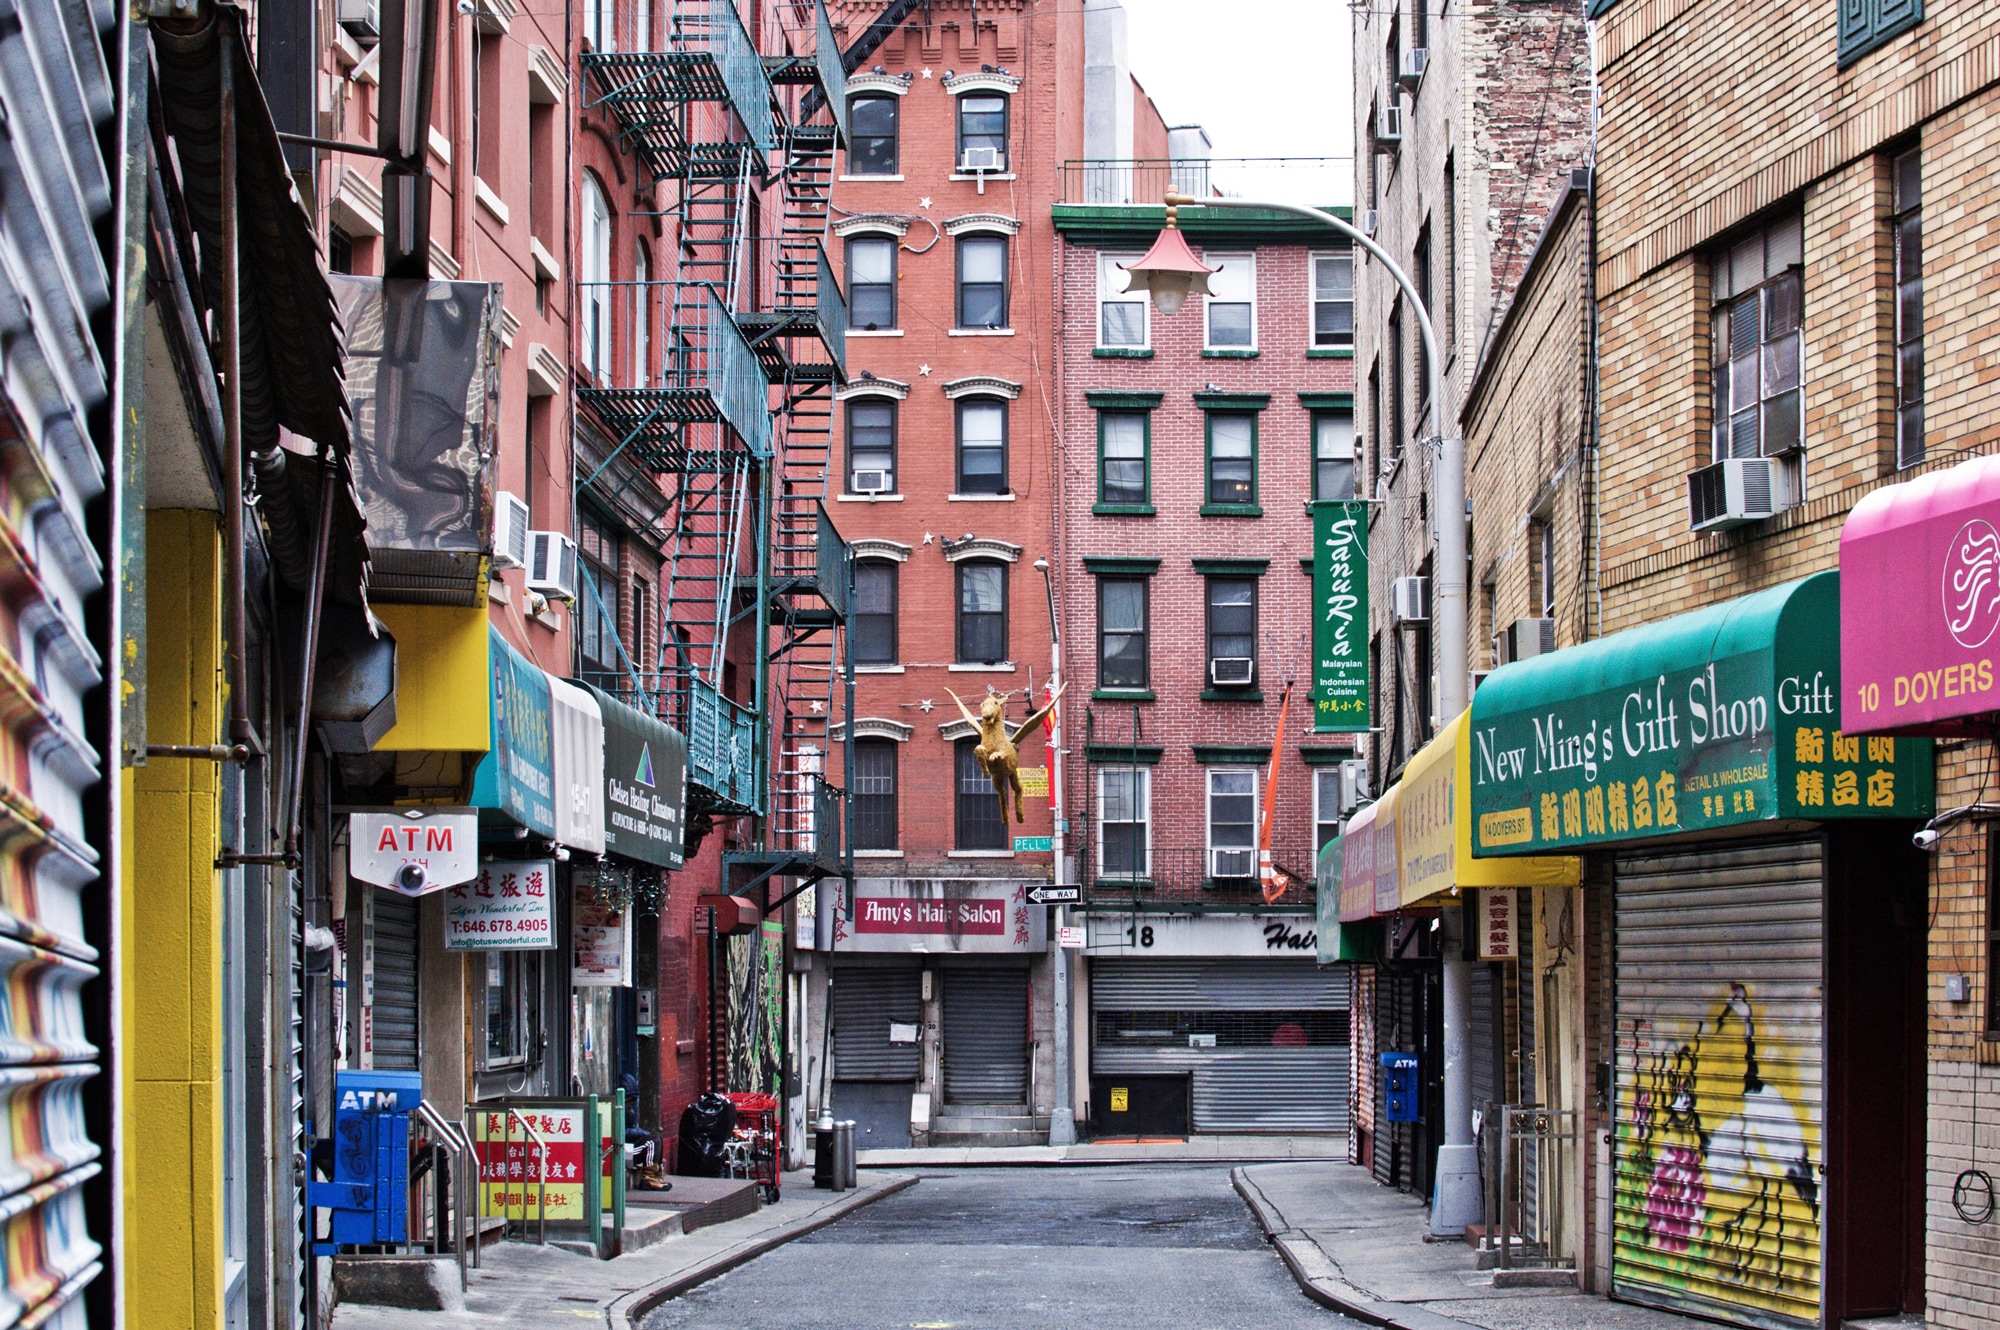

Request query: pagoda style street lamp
[{"left": 1125, "top": 192, "right": 1480, "bottom": 1237}]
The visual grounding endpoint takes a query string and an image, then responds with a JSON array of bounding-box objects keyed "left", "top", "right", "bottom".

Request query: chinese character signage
[
  {"left": 471, "top": 627, "right": 556, "bottom": 836},
  {"left": 1476, "top": 888, "right": 1517, "bottom": 960},
  {"left": 1470, "top": 572, "right": 1933, "bottom": 856},
  {"left": 471, "top": 1102, "right": 616, "bottom": 1219},
  {"left": 445, "top": 861, "right": 556, "bottom": 950},
  {"left": 1313, "top": 501, "right": 1370, "bottom": 732}
]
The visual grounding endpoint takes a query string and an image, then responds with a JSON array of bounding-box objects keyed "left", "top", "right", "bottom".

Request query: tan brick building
[{"left": 1586, "top": 0, "right": 2000, "bottom": 1326}]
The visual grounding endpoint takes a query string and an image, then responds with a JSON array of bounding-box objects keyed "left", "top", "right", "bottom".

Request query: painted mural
[
  {"left": 725, "top": 921, "right": 785, "bottom": 1096},
  {"left": 1614, "top": 982, "right": 1822, "bottom": 1328}
]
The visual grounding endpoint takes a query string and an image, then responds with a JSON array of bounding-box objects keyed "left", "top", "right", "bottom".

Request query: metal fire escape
[{"left": 578, "top": 0, "right": 853, "bottom": 909}]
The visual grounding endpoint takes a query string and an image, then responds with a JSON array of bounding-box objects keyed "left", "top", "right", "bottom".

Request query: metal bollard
[
  {"left": 814, "top": 1115, "right": 837, "bottom": 1190},
  {"left": 834, "top": 1120, "right": 857, "bottom": 1191}
]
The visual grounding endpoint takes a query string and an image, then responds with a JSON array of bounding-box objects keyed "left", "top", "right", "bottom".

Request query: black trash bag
[{"left": 676, "top": 1093, "right": 738, "bottom": 1177}]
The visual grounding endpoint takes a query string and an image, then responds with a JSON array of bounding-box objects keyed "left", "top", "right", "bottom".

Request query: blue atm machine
[
  {"left": 310, "top": 1070, "right": 424, "bottom": 1253},
  {"left": 1380, "top": 1052, "right": 1419, "bottom": 1124}
]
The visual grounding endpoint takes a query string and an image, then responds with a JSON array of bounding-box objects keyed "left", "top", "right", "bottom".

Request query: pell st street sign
[{"left": 1313, "top": 501, "right": 1370, "bottom": 733}]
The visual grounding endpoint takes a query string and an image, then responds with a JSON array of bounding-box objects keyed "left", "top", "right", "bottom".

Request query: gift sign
[
  {"left": 1477, "top": 888, "right": 1518, "bottom": 961},
  {"left": 445, "top": 861, "right": 556, "bottom": 950}
]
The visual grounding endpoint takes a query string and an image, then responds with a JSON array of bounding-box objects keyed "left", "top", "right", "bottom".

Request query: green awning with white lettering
[{"left": 1468, "top": 572, "right": 1933, "bottom": 856}]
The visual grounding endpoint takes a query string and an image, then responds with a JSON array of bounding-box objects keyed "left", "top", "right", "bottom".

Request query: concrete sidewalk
[
  {"left": 858, "top": 1133, "right": 1346, "bottom": 1168},
  {"left": 1234, "top": 1162, "right": 1706, "bottom": 1330},
  {"left": 329, "top": 1169, "right": 914, "bottom": 1329}
]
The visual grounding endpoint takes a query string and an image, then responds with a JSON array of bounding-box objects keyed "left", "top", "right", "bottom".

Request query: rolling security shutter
[
  {"left": 1091, "top": 959, "right": 1349, "bottom": 1132},
  {"left": 1518, "top": 891, "right": 1539, "bottom": 1238},
  {"left": 943, "top": 968, "right": 1029, "bottom": 1104},
  {"left": 832, "top": 965, "right": 921, "bottom": 1081},
  {"left": 1612, "top": 840, "right": 1824, "bottom": 1330},
  {"left": 1469, "top": 963, "right": 1497, "bottom": 1110},
  {"left": 372, "top": 893, "right": 421, "bottom": 1071}
]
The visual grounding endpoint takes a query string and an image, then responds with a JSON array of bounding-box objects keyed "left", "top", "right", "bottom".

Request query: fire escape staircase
[{"left": 723, "top": 0, "right": 854, "bottom": 910}]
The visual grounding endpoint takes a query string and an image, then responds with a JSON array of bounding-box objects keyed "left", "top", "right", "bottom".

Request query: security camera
[
  {"left": 395, "top": 861, "right": 429, "bottom": 893},
  {"left": 1914, "top": 827, "right": 1942, "bottom": 852}
]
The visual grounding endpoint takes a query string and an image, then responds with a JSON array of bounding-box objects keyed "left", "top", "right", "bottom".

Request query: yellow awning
[
  {"left": 1399, "top": 711, "right": 1578, "bottom": 908},
  {"left": 370, "top": 603, "right": 493, "bottom": 753}
]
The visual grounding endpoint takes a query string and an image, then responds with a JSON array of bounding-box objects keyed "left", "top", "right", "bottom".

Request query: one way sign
[{"left": 1026, "top": 885, "right": 1080, "bottom": 905}]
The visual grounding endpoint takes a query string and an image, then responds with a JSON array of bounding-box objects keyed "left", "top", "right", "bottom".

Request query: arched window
[{"left": 582, "top": 175, "right": 612, "bottom": 384}]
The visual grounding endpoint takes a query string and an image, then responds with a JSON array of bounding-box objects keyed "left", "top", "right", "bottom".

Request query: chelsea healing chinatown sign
[
  {"left": 1313, "top": 501, "right": 1370, "bottom": 732},
  {"left": 1469, "top": 572, "right": 1932, "bottom": 856}
]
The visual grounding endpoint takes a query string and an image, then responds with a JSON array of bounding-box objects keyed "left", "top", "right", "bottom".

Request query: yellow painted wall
[
  {"left": 124, "top": 510, "right": 225, "bottom": 1328},
  {"left": 370, "top": 603, "right": 492, "bottom": 753}
]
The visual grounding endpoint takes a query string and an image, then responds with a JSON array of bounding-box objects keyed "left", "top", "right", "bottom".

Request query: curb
[
  {"left": 607, "top": 1174, "right": 919, "bottom": 1327},
  {"left": 857, "top": 1151, "right": 1349, "bottom": 1169},
  {"left": 1231, "top": 1167, "right": 1482, "bottom": 1330}
]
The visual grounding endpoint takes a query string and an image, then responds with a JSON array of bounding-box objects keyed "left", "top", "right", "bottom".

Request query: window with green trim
[
  {"left": 1097, "top": 576, "right": 1149, "bottom": 690},
  {"left": 1207, "top": 413, "right": 1257, "bottom": 507},
  {"left": 1098, "top": 410, "right": 1149, "bottom": 507},
  {"left": 1313, "top": 411, "right": 1356, "bottom": 501}
]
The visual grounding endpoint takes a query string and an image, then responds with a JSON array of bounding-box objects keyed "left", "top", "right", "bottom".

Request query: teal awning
[{"left": 1468, "top": 572, "right": 1933, "bottom": 855}]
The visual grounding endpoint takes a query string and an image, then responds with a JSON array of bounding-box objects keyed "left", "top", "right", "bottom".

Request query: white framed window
[
  {"left": 1097, "top": 767, "right": 1150, "bottom": 880},
  {"left": 585, "top": 0, "right": 613, "bottom": 53},
  {"left": 631, "top": 243, "right": 649, "bottom": 389},
  {"left": 1313, "top": 768, "right": 1343, "bottom": 852},
  {"left": 1711, "top": 213, "right": 1804, "bottom": 461},
  {"left": 581, "top": 175, "right": 612, "bottom": 385},
  {"left": 1207, "top": 768, "right": 1258, "bottom": 879},
  {"left": 1311, "top": 252, "right": 1354, "bottom": 348},
  {"left": 1205, "top": 251, "right": 1256, "bottom": 349},
  {"left": 1098, "top": 251, "right": 1147, "bottom": 348}
]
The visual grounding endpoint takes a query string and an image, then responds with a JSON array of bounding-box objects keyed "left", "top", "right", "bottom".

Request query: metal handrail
[
  {"left": 416, "top": 1102, "right": 474, "bottom": 1285},
  {"left": 477, "top": 1106, "right": 550, "bottom": 1246},
  {"left": 1496, "top": 1105, "right": 1580, "bottom": 1271}
]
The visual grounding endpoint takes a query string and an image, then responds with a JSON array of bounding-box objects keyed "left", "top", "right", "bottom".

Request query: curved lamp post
[{"left": 1125, "top": 193, "right": 1479, "bottom": 1236}]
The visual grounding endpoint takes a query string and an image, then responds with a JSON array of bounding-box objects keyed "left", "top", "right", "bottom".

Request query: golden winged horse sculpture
[{"left": 945, "top": 684, "right": 1067, "bottom": 823}]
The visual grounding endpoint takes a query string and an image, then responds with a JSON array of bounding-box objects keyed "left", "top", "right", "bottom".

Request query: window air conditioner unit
[
  {"left": 1392, "top": 575, "right": 1429, "bottom": 624},
  {"left": 1340, "top": 758, "right": 1369, "bottom": 815},
  {"left": 959, "top": 146, "right": 1004, "bottom": 172},
  {"left": 338, "top": 0, "right": 380, "bottom": 44},
  {"left": 850, "top": 469, "right": 892, "bottom": 494},
  {"left": 1211, "top": 848, "right": 1255, "bottom": 879},
  {"left": 1398, "top": 48, "right": 1429, "bottom": 89},
  {"left": 1210, "top": 656, "right": 1255, "bottom": 686},
  {"left": 1376, "top": 105, "right": 1403, "bottom": 145},
  {"left": 491, "top": 491, "right": 530, "bottom": 570},
  {"left": 1498, "top": 616, "right": 1556, "bottom": 664},
  {"left": 1687, "top": 457, "right": 1799, "bottom": 533},
  {"left": 1361, "top": 209, "right": 1379, "bottom": 237},
  {"left": 526, "top": 530, "right": 580, "bottom": 602}
]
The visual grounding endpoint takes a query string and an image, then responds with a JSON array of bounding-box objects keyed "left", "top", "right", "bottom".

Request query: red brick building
[{"left": 1051, "top": 179, "right": 1358, "bottom": 1133}]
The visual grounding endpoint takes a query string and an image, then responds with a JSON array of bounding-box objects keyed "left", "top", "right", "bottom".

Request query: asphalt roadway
[{"left": 641, "top": 1163, "right": 1363, "bottom": 1330}]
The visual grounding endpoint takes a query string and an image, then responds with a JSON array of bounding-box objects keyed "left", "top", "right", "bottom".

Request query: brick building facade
[{"left": 1590, "top": 1, "right": 2000, "bottom": 1324}]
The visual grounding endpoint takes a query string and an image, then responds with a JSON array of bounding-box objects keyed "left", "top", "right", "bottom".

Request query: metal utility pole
[
  {"left": 1035, "top": 558, "right": 1077, "bottom": 1147},
  {"left": 1155, "top": 195, "right": 1475, "bottom": 1233}
]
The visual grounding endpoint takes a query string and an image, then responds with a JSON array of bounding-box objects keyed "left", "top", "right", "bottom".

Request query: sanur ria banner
[{"left": 1313, "top": 501, "right": 1369, "bottom": 733}]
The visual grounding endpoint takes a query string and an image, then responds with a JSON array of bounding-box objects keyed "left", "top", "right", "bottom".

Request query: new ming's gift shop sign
[
  {"left": 1840, "top": 453, "right": 2000, "bottom": 736},
  {"left": 1470, "top": 572, "right": 1932, "bottom": 857}
]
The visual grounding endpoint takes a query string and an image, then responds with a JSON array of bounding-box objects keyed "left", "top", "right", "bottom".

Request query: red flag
[{"left": 1260, "top": 680, "right": 1295, "bottom": 905}]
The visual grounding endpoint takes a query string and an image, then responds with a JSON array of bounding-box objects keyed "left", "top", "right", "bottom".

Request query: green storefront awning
[{"left": 1468, "top": 572, "right": 1933, "bottom": 856}]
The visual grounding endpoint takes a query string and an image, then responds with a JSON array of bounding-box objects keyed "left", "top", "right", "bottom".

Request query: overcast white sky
[{"left": 1120, "top": 0, "right": 1354, "bottom": 204}]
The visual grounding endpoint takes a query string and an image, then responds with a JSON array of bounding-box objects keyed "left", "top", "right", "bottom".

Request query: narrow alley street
[{"left": 641, "top": 1165, "right": 1360, "bottom": 1330}]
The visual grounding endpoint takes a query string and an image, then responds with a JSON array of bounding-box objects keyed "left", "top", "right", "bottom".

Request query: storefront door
[
  {"left": 831, "top": 963, "right": 922, "bottom": 1148},
  {"left": 943, "top": 966, "right": 1029, "bottom": 1106}
]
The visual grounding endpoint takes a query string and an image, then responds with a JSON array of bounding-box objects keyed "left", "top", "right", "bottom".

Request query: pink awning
[{"left": 1841, "top": 454, "right": 2000, "bottom": 735}]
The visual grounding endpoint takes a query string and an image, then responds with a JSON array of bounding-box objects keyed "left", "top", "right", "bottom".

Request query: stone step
[{"left": 929, "top": 1128, "right": 1051, "bottom": 1148}]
